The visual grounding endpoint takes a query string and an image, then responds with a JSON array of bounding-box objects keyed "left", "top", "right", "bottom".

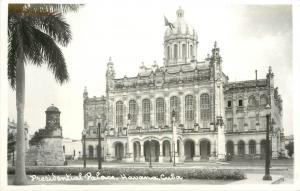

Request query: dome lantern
[{"left": 163, "top": 7, "right": 199, "bottom": 66}]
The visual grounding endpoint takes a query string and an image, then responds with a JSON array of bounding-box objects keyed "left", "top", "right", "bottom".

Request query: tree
[
  {"left": 285, "top": 141, "right": 294, "bottom": 157},
  {"left": 8, "top": 4, "right": 81, "bottom": 185}
]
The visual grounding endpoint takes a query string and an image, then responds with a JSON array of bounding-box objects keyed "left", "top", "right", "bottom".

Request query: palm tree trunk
[{"left": 13, "top": 47, "right": 27, "bottom": 185}]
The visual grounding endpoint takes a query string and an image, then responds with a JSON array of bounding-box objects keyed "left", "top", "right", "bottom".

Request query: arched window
[
  {"left": 190, "top": 44, "right": 193, "bottom": 58},
  {"left": 200, "top": 94, "right": 210, "bottom": 121},
  {"left": 170, "top": 96, "right": 180, "bottom": 122},
  {"left": 174, "top": 44, "right": 178, "bottom": 59},
  {"left": 129, "top": 100, "right": 137, "bottom": 125},
  {"left": 116, "top": 101, "right": 123, "bottom": 127},
  {"left": 156, "top": 98, "right": 165, "bottom": 124},
  {"left": 142, "top": 99, "right": 150, "bottom": 124},
  {"left": 260, "top": 95, "right": 268, "bottom": 106},
  {"left": 167, "top": 46, "right": 170, "bottom": 60},
  {"left": 185, "top": 95, "right": 194, "bottom": 121},
  {"left": 238, "top": 140, "right": 245, "bottom": 155},
  {"left": 248, "top": 95, "right": 257, "bottom": 107},
  {"left": 182, "top": 44, "right": 186, "bottom": 59},
  {"left": 249, "top": 140, "right": 256, "bottom": 155}
]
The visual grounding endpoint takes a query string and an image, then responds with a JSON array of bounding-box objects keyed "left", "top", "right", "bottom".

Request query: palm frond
[
  {"left": 8, "top": 32, "right": 17, "bottom": 89},
  {"left": 25, "top": 13, "right": 72, "bottom": 46},
  {"left": 30, "top": 26, "right": 69, "bottom": 84}
]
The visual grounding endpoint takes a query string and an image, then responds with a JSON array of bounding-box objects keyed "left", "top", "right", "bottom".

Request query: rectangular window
[
  {"left": 227, "top": 100, "right": 232, "bottom": 108},
  {"left": 238, "top": 99, "right": 243, "bottom": 106}
]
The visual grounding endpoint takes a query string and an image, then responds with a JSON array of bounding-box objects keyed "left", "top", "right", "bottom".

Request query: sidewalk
[{"left": 230, "top": 174, "right": 284, "bottom": 184}]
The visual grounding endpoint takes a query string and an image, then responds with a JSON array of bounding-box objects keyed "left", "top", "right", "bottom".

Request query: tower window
[
  {"left": 190, "top": 45, "right": 193, "bottom": 58},
  {"left": 167, "top": 46, "right": 170, "bottom": 60},
  {"left": 174, "top": 44, "right": 178, "bottom": 59},
  {"left": 182, "top": 44, "right": 186, "bottom": 59}
]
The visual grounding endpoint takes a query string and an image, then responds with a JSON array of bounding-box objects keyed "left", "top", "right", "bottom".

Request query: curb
[{"left": 272, "top": 177, "right": 285, "bottom": 184}]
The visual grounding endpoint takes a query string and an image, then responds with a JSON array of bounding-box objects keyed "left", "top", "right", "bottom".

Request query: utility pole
[{"left": 263, "top": 104, "right": 272, "bottom": 180}]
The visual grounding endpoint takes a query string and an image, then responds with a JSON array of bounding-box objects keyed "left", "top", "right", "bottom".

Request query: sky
[{"left": 7, "top": 1, "right": 293, "bottom": 139}]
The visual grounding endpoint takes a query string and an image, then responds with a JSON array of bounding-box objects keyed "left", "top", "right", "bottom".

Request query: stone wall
[{"left": 26, "top": 137, "right": 65, "bottom": 166}]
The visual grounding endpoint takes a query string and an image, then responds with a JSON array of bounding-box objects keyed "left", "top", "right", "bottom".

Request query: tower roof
[
  {"left": 164, "top": 7, "right": 197, "bottom": 38},
  {"left": 46, "top": 104, "right": 60, "bottom": 112}
]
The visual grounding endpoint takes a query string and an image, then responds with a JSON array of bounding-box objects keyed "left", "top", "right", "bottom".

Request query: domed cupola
[{"left": 164, "top": 7, "right": 198, "bottom": 66}]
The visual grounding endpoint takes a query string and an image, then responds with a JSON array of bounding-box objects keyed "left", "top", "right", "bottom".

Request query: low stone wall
[{"left": 26, "top": 137, "right": 65, "bottom": 166}]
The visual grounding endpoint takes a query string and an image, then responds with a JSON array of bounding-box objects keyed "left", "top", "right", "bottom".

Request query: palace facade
[{"left": 83, "top": 8, "right": 285, "bottom": 163}]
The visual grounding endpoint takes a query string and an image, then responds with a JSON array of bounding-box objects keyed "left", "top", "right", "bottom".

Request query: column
[
  {"left": 126, "top": 141, "right": 134, "bottom": 162},
  {"left": 151, "top": 98, "right": 155, "bottom": 127},
  {"left": 159, "top": 141, "right": 163, "bottom": 163},
  {"left": 173, "top": 139, "right": 179, "bottom": 163},
  {"left": 234, "top": 143, "right": 238, "bottom": 157},
  {"left": 165, "top": 96, "right": 170, "bottom": 127},
  {"left": 180, "top": 141, "right": 184, "bottom": 162},
  {"left": 197, "top": 94, "right": 201, "bottom": 129},
  {"left": 232, "top": 96, "right": 237, "bottom": 132},
  {"left": 194, "top": 142, "right": 200, "bottom": 161},
  {"left": 256, "top": 142, "right": 260, "bottom": 156},
  {"left": 111, "top": 144, "right": 115, "bottom": 160},
  {"left": 112, "top": 101, "right": 117, "bottom": 136},
  {"left": 272, "top": 134, "right": 278, "bottom": 159},
  {"left": 245, "top": 143, "right": 249, "bottom": 157},
  {"left": 180, "top": 94, "right": 185, "bottom": 125},
  {"left": 137, "top": 97, "right": 142, "bottom": 128},
  {"left": 140, "top": 142, "right": 145, "bottom": 162}
]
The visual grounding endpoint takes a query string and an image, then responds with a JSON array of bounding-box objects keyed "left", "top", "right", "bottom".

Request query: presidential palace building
[{"left": 82, "top": 7, "right": 286, "bottom": 163}]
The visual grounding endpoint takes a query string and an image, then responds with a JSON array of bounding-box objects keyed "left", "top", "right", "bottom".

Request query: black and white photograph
[{"left": 0, "top": 0, "right": 299, "bottom": 190}]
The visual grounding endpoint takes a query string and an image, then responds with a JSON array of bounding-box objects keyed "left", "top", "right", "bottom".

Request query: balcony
[{"left": 128, "top": 127, "right": 172, "bottom": 134}]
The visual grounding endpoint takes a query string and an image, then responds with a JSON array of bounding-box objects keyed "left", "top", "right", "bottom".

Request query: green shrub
[{"left": 7, "top": 166, "right": 245, "bottom": 180}]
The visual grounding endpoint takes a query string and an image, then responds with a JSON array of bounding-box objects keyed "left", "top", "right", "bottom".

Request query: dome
[
  {"left": 164, "top": 7, "right": 197, "bottom": 38},
  {"left": 46, "top": 104, "right": 60, "bottom": 112}
]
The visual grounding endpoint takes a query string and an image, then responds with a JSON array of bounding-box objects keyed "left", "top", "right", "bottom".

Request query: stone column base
[
  {"left": 159, "top": 156, "right": 164, "bottom": 163},
  {"left": 140, "top": 156, "right": 145, "bottom": 163},
  {"left": 126, "top": 157, "right": 134, "bottom": 163},
  {"left": 193, "top": 155, "right": 200, "bottom": 161},
  {"left": 217, "top": 154, "right": 226, "bottom": 161}
]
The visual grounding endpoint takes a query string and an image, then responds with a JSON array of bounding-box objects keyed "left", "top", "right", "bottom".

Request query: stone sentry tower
[{"left": 26, "top": 105, "right": 65, "bottom": 166}]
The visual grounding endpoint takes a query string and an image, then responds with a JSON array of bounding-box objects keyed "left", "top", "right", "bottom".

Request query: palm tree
[{"left": 8, "top": 4, "right": 81, "bottom": 185}]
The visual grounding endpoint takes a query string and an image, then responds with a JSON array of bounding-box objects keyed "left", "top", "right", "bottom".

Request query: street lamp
[
  {"left": 82, "top": 129, "right": 87, "bottom": 168},
  {"left": 263, "top": 104, "right": 272, "bottom": 180},
  {"left": 172, "top": 109, "right": 176, "bottom": 167}
]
